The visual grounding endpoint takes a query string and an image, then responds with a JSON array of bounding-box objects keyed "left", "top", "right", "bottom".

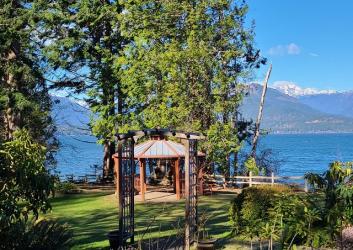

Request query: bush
[
  {"left": 0, "top": 219, "right": 72, "bottom": 250},
  {"left": 229, "top": 186, "right": 289, "bottom": 234},
  {"left": 0, "top": 129, "right": 55, "bottom": 226},
  {"left": 229, "top": 186, "right": 329, "bottom": 249},
  {"left": 55, "top": 181, "right": 80, "bottom": 194}
]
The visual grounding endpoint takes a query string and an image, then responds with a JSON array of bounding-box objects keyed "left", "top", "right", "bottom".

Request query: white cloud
[
  {"left": 268, "top": 43, "right": 301, "bottom": 56},
  {"left": 287, "top": 43, "right": 301, "bottom": 55},
  {"left": 309, "top": 52, "right": 319, "bottom": 57}
]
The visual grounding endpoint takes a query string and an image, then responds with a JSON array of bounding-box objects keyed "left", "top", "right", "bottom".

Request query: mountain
[
  {"left": 52, "top": 86, "right": 353, "bottom": 134},
  {"left": 51, "top": 96, "right": 91, "bottom": 134},
  {"left": 272, "top": 81, "right": 337, "bottom": 97},
  {"left": 272, "top": 82, "right": 353, "bottom": 119},
  {"left": 298, "top": 92, "right": 353, "bottom": 118},
  {"left": 240, "top": 84, "right": 353, "bottom": 133}
]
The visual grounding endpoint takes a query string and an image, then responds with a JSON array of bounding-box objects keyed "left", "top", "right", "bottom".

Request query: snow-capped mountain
[
  {"left": 272, "top": 81, "right": 337, "bottom": 97},
  {"left": 240, "top": 84, "right": 353, "bottom": 133}
]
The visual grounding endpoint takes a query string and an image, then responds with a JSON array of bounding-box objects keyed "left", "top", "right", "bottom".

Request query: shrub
[
  {"left": 0, "top": 219, "right": 72, "bottom": 250},
  {"left": 0, "top": 129, "right": 55, "bottom": 226},
  {"left": 244, "top": 157, "right": 259, "bottom": 175},
  {"left": 305, "top": 161, "right": 353, "bottom": 247},
  {"left": 229, "top": 186, "right": 289, "bottom": 234},
  {"left": 229, "top": 186, "right": 329, "bottom": 249},
  {"left": 55, "top": 181, "right": 79, "bottom": 194}
]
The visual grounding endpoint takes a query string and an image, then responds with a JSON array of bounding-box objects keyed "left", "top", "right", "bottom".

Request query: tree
[
  {"left": 206, "top": 122, "right": 240, "bottom": 176},
  {"left": 0, "top": 129, "right": 54, "bottom": 228},
  {"left": 121, "top": 0, "right": 266, "bottom": 172},
  {"left": 41, "top": 0, "right": 133, "bottom": 180},
  {"left": 0, "top": 0, "right": 57, "bottom": 165}
]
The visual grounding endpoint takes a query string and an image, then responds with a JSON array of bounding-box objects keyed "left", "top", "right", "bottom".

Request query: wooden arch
[{"left": 114, "top": 129, "right": 205, "bottom": 249}]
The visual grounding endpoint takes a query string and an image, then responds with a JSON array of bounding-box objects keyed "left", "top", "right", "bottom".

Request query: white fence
[{"left": 207, "top": 172, "right": 308, "bottom": 192}]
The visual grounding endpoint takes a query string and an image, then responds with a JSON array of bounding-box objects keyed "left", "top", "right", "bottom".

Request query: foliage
[
  {"left": 121, "top": 0, "right": 266, "bottom": 173},
  {"left": 55, "top": 181, "right": 79, "bottom": 194},
  {"left": 244, "top": 157, "right": 259, "bottom": 175},
  {"left": 205, "top": 122, "right": 240, "bottom": 175},
  {"left": 305, "top": 161, "right": 353, "bottom": 242},
  {"left": 0, "top": 219, "right": 72, "bottom": 250},
  {"left": 238, "top": 148, "right": 281, "bottom": 176},
  {"left": 0, "top": 0, "right": 57, "bottom": 166},
  {"left": 229, "top": 186, "right": 329, "bottom": 249},
  {"left": 39, "top": 0, "right": 132, "bottom": 178},
  {"left": 0, "top": 129, "right": 55, "bottom": 229}
]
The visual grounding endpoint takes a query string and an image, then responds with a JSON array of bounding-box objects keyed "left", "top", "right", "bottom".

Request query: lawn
[{"left": 44, "top": 192, "right": 236, "bottom": 249}]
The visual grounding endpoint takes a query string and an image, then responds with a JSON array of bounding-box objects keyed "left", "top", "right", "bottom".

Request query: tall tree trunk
[
  {"left": 102, "top": 87, "right": 116, "bottom": 181},
  {"left": 4, "top": 107, "right": 19, "bottom": 140},
  {"left": 4, "top": 47, "right": 21, "bottom": 140},
  {"left": 251, "top": 64, "right": 272, "bottom": 158}
]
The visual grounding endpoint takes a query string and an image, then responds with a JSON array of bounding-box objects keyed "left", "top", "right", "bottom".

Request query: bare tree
[{"left": 251, "top": 65, "right": 272, "bottom": 157}]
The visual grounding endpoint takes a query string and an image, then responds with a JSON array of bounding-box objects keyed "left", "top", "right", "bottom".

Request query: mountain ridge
[
  {"left": 271, "top": 81, "right": 338, "bottom": 97},
  {"left": 240, "top": 84, "right": 353, "bottom": 133},
  {"left": 51, "top": 85, "right": 353, "bottom": 134}
]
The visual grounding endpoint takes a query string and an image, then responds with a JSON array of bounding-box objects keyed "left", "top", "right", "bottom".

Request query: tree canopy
[
  {"left": 121, "top": 0, "right": 265, "bottom": 172},
  {"left": 1, "top": 0, "right": 266, "bottom": 177},
  {"left": 0, "top": 0, "right": 57, "bottom": 166}
]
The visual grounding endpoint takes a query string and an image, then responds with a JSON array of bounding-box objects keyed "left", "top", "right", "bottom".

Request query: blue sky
[{"left": 247, "top": 0, "right": 353, "bottom": 91}]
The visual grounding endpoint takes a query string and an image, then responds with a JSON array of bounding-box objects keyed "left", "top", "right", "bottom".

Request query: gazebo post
[
  {"left": 172, "top": 160, "right": 176, "bottom": 193},
  {"left": 175, "top": 158, "right": 181, "bottom": 200},
  {"left": 113, "top": 156, "right": 120, "bottom": 197},
  {"left": 143, "top": 160, "right": 147, "bottom": 193},
  {"left": 139, "top": 159, "right": 146, "bottom": 202}
]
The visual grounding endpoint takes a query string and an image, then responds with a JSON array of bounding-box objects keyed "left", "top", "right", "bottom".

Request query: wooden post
[
  {"left": 117, "top": 142, "right": 123, "bottom": 246},
  {"left": 175, "top": 158, "right": 181, "bottom": 200},
  {"left": 172, "top": 160, "right": 176, "bottom": 193},
  {"left": 199, "top": 167, "right": 204, "bottom": 195},
  {"left": 251, "top": 64, "right": 272, "bottom": 157},
  {"left": 143, "top": 160, "right": 147, "bottom": 193},
  {"left": 184, "top": 140, "right": 191, "bottom": 250},
  {"left": 249, "top": 171, "right": 253, "bottom": 187},
  {"left": 139, "top": 159, "right": 145, "bottom": 202},
  {"left": 113, "top": 156, "right": 120, "bottom": 196},
  {"left": 271, "top": 172, "right": 274, "bottom": 186}
]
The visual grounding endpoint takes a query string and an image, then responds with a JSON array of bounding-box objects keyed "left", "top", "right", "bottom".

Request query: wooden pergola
[
  {"left": 113, "top": 135, "right": 205, "bottom": 201},
  {"left": 111, "top": 129, "right": 205, "bottom": 249}
]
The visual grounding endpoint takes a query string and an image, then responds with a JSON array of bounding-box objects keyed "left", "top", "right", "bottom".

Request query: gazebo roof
[{"left": 123, "top": 138, "right": 205, "bottom": 159}]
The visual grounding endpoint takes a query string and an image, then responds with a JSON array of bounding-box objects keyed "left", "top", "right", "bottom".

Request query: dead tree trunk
[{"left": 251, "top": 64, "right": 272, "bottom": 158}]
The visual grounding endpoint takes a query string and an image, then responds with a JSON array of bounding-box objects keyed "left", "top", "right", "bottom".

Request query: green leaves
[
  {"left": 120, "top": 0, "right": 265, "bottom": 173},
  {"left": 244, "top": 157, "right": 258, "bottom": 175},
  {"left": 0, "top": 129, "right": 55, "bottom": 229},
  {"left": 205, "top": 122, "right": 239, "bottom": 174},
  {"left": 229, "top": 186, "right": 331, "bottom": 248},
  {"left": 305, "top": 161, "right": 353, "bottom": 243}
]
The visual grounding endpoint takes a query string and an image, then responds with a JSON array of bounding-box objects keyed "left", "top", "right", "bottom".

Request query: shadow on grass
[{"left": 46, "top": 192, "right": 237, "bottom": 249}]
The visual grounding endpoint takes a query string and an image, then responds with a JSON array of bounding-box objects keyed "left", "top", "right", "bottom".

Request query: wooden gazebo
[
  {"left": 113, "top": 135, "right": 205, "bottom": 201},
  {"left": 112, "top": 129, "right": 205, "bottom": 249}
]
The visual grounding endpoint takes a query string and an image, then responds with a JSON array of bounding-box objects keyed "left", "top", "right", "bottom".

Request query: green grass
[{"left": 44, "top": 192, "right": 236, "bottom": 249}]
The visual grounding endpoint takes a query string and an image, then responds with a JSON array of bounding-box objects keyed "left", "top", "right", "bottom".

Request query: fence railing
[
  {"left": 206, "top": 172, "right": 308, "bottom": 192},
  {"left": 58, "top": 173, "right": 102, "bottom": 183}
]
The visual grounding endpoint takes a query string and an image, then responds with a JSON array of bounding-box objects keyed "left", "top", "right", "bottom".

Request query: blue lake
[{"left": 55, "top": 133, "right": 353, "bottom": 177}]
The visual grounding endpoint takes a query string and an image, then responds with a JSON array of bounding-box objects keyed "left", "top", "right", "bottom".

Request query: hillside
[
  {"left": 240, "top": 84, "right": 353, "bottom": 133},
  {"left": 52, "top": 89, "right": 353, "bottom": 134},
  {"left": 299, "top": 92, "right": 353, "bottom": 118},
  {"left": 52, "top": 96, "right": 91, "bottom": 134}
]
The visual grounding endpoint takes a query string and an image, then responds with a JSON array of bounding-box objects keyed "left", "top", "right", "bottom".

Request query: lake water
[{"left": 55, "top": 134, "right": 353, "bottom": 177}]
